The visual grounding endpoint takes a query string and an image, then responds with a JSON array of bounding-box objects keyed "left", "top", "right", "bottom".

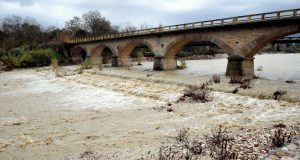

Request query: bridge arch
[
  {"left": 119, "top": 40, "right": 156, "bottom": 58},
  {"left": 71, "top": 46, "right": 88, "bottom": 64},
  {"left": 244, "top": 26, "right": 300, "bottom": 58},
  {"left": 164, "top": 35, "right": 234, "bottom": 59},
  {"left": 90, "top": 45, "right": 115, "bottom": 65}
]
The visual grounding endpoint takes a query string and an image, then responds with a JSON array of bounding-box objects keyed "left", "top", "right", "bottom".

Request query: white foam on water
[{"left": 1, "top": 71, "right": 164, "bottom": 111}]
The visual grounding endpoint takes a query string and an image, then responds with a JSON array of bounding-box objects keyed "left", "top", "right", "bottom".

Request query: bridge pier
[
  {"left": 226, "top": 55, "right": 254, "bottom": 79},
  {"left": 153, "top": 57, "right": 177, "bottom": 71},
  {"left": 111, "top": 56, "right": 132, "bottom": 67}
]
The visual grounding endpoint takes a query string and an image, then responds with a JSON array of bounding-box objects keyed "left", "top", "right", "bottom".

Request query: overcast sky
[{"left": 0, "top": 0, "right": 299, "bottom": 28}]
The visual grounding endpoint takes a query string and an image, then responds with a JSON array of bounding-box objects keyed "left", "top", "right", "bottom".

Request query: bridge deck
[{"left": 64, "top": 8, "right": 300, "bottom": 44}]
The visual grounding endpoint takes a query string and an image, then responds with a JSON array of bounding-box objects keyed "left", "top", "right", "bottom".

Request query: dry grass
[
  {"left": 206, "top": 125, "right": 239, "bottom": 160},
  {"left": 175, "top": 127, "right": 190, "bottom": 142},
  {"left": 50, "top": 59, "right": 66, "bottom": 77},
  {"left": 50, "top": 59, "right": 58, "bottom": 70},
  {"left": 268, "top": 128, "right": 295, "bottom": 148}
]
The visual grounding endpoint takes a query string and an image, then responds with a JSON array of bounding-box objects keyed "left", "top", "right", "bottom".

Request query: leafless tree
[
  {"left": 139, "top": 23, "right": 151, "bottom": 30},
  {"left": 65, "top": 16, "right": 82, "bottom": 31},
  {"left": 21, "top": 22, "right": 42, "bottom": 49},
  {"left": 1, "top": 15, "right": 23, "bottom": 46},
  {"left": 0, "top": 15, "right": 43, "bottom": 49},
  {"left": 82, "top": 10, "right": 113, "bottom": 35}
]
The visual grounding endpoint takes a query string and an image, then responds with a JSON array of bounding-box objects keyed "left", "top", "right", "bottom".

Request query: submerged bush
[
  {"left": 212, "top": 75, "right": 221, "bottom": 83},
  {"left": 51, "top": 59, "right": 59, "bottom": 70},
  {"left": 136, "top": 50, "right": 144, "bottom": 65},
  {"left": 229, "top": 75, "right": 243, "bottom": 84},
  {"left": 257, "top": 65, "right": 263, "bottom": 71},
  {"left": 273, "top": 90, "right": 287, "bottom": 100},
  {"left": 177, "top": 59, "right": 187, "bottom": 70},
  {"left": 178, "top": 84, "right": 211, "bottom": 103},
  {"left": 77, "top": 58, "right": 93, "bottom": 74},
  {"left": 50, "top": 58, "right": 66, "bottom": 77},
  {"left": 80, "top": 58, "right": 93, "bottom": 70},
  {"left": 230, "top": 76, "right": 251, "bottom": 89}
]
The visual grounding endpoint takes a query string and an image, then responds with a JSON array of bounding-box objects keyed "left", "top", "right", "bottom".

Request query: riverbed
[{"left": 0, "top": 53, "right": 299, "bottom": 159}]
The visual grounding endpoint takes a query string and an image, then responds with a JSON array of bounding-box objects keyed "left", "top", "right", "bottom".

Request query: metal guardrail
[{"left": 64, "top": 8, "right": 300, "bottom": 44}]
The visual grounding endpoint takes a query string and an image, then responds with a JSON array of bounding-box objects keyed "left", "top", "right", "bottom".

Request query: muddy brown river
[{"left": 0, "top": 53, "right": 300, "bottom": 159}]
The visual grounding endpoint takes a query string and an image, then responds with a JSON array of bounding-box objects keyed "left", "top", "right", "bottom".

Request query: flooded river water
[
  {"left": 0, "top": 53, "right": 299, "bottom": 159},
  {"left": 132, "top": 53, "right": 300, "bottom": 81}
]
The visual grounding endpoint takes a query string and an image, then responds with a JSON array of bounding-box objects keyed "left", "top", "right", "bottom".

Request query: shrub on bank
[
  {"left": 0, "top": 48, "right": 62, "bottom": 68},
  {"left": 17, "top": 48, "right": 61, "bottom": 67},
  {"left": 137, "top": 123, "right": 298, "bottom": 160}
]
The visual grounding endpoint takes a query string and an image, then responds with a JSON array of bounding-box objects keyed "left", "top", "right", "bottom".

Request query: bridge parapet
[{"left": 64, "top": 8, "right": 300, "bottom": 44}]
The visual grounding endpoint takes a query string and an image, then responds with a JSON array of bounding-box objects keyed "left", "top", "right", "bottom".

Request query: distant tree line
[
  {"left": 0, "top": 10, "right": 148, "bottom": 69},
  {"left": 0, "top": 15, "right": 58, "bottom": 51},
  {"left": 0, "top": 10, "right": 148, "bottom": 54}
]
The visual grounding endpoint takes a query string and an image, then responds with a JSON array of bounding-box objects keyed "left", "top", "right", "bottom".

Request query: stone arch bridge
[{"left": 64, "top": 9, "right": 300, "bottom": 78}]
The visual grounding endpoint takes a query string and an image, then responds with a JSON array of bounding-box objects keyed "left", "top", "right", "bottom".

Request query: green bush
[
  {"left": 16, "top": 48, "right": 62, "bottom": 68},
  {"left": 80, "top": 58, "right": 93, "bottom": 69},
  {"left": 136, "top": 50, "right": 144, "bottom": 65},
  {"left": 0, "top": 49, "right": 6, "bottom": 62},
  {"left": 10, "top": 48, "right": 22, "bottom": 56}
]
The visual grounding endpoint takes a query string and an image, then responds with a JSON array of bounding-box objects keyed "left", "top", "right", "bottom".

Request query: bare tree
[
  {"left": 121, "top": 21, "right": 137, "bottom": 32},
  {"left": 82, "top": 10, "right": 113, "bottom": 35},
  {"left": 65, "top": 16, "right": 83, "bottom": 37},
  {"left": 21, "top": 21, "right": 42, "bottom": 49},
  {"left": 111, "top": 25, "right": 120, "bottom": 33},
  {"left": 139, "top": 23, "right": 151, "bottom": 30},
  {"left": 1, "top": 15, "right": 23, "bottom": 46},
  {"left": 0, "top": 15, "right": 45, "bottom": 49}
]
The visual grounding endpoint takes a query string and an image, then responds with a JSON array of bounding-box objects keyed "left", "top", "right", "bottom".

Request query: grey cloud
[
  {"left": 3, "top": 0, "right": 36, "bottom": 6},
  {"left": 0, "top": 0, "right": 299, "bottom": 28}
]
